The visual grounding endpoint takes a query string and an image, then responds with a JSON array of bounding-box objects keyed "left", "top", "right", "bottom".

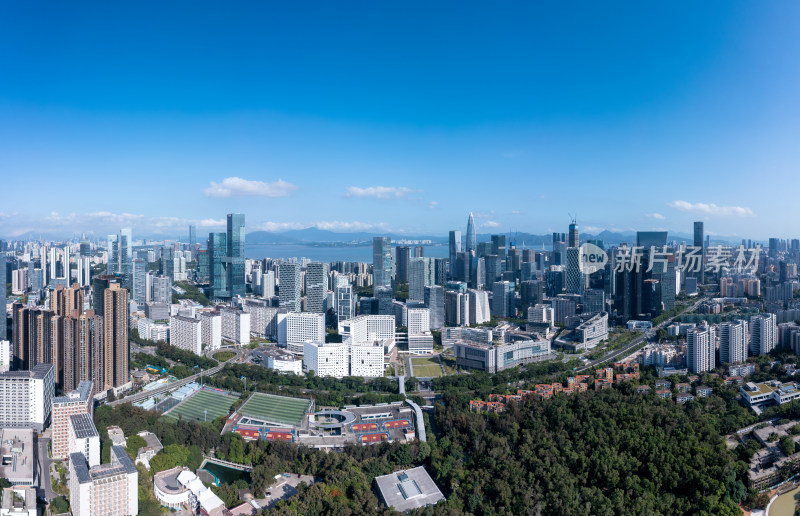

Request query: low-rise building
[
  {"left": 729, "top": 363, "right": 756, "bottom": 377},
  {"left": 696, "top": 386, "right": 713, "bottom": 397},
  {"left": 374, "top": 466, "right": 445, "bottom": 512},
  {"left": 453, "top": 339, "right": 551, "bottom": 373},
  {"left": 0, "top": 429, "right": 34, "bottom": 486},
  {"left": 741, "top": 380, "right": 800, "bottom": 409},
  {"left": 0, "top": 487, "right": 37, "bottom": 516},
  {"left": 153, "top": 466, "right": 191, "bottom": 509}
]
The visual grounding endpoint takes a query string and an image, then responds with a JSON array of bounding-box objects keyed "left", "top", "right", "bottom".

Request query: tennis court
[
  {"left": 410, "top": 356, "right": 444, "bottom": 378},
  {"left": 162, "top": 389, "right": 238, "bottom": 423},
  {"left": 238, "top": 392, "right": 313, "bottom": 428}
]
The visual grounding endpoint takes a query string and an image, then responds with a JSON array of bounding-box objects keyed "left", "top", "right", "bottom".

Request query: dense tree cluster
[{"left": 425, "top": 389, "right": 744, "bottom": 515}]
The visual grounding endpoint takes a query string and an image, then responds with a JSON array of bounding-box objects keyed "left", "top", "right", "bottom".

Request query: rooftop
[
  {"left": 69, "top": 413, "right": 99, "bottom": 439},
  {"left": 374, "top": 466, "right": 445, "bottom": 512},
  {"left": 0, "top": 363, "right": 53, "bottom": 380},
  {"left": 0, "top": 428, "right": 35, "bottom": 484},
  {"left": 0, "top": 487, "right": 37, "bottom": 512},
  {"left": 54, "top": 380, "right": 93, "bottom": 404}
]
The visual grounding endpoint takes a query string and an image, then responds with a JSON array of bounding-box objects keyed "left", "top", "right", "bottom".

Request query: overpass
[
  {"left": 108, "top": 346, "right": 245, "bottom": 407},
  {"left": 200, "top": 456, "right": 253, "bottom": 473}
]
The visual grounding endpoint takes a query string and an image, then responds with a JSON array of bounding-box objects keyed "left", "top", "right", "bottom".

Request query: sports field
[
  {"left": 162, "top": 390, "right": 238, "bottom": 423},
  {"left": 238, "top": 392, "right": 312, "bottom": 428},
  {"left": 410, "top": 356, "right": 443, "bottom": 378}
]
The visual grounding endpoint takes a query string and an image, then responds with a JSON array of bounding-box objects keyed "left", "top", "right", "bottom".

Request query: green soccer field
[
  {"left": 410, "top": 357, "right": 443, "bottom": 378},
  {"left": 238, "top": 392, "right": 312, "bottom": 427},
  {"left": 162, "top": 389, "right": 239, "bottom": 423}
]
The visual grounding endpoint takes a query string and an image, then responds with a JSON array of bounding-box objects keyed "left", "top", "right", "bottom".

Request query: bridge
[
  {"left": 200, "top": 456, "right": 253, "bottom": 473},
  {"left": 108, "top": 346, "right": 245, "bottom": 407}
]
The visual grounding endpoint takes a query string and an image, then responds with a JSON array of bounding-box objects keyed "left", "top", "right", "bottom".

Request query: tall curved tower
[{"left": 466, "top": 212, "right": 477, "bottom": 255}]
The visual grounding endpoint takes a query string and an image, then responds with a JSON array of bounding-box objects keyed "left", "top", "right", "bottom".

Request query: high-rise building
[
  {"left": 467, "top": 289, "right": 490, "bottom": 325},
  {"left": 106, "top": 235, "right": 118, "bottom": 275},
  {"left": 208, "top": 232, "right": 228, "bottom": 300},
  {"left": 565, "top": 247, "right": 584, "bottom": 295},
  {"left": 693, "top": 221, "right": 704, "bottom": 284},
  {"left": 188, "top": 224, "right": 196, "bottom": 246},
  {"left": 170, "top": 315, "right": 202, "bottom": 355},
  {"left": 0, "top": 340, "right": 9, "bottom": 372},
  {"left": 53, "top": 283, "right": 83, "bottom": 317},
  {"left": 336, "top": 285, "right": 355, "bottom": 325},
  {"left": 409, "top": 257, "right": 434, "bottom": 302},
  {"left": 492, "top": 281, "right": 514, "bottom": 318},
  {"left": 131, "top": 258, "right": 146, "bottom": 306},
  {"left": 198, "top": 310, "right": 222, "bottom": 351},
  {"left": 687, "top": 326, "right": 715, "bottom": 373},
  {"left": 372, "top": 237, "right": 394, "bottom": 289},
  {"left": 226, "top": 213, "right": 246, "bottom": 298},
  {"left": 62, "top": 309, "right": 103, "bottom": 392},
  {"left": 278, "top": 262, "right": 301, "bottom": 312},
  {"left": 118, "top": 228, "right": 133, "bottom": 290},
  {"left": 11, "top": 304, "right": 54, "bottom": 371},
  {"left": 260, "top": 270, "right": 275, "bottom": 299},
  {"left": 448, "top": 231, "right": 461, "bottom": 278},
  {"left": 750, "top": 313, "right": 777, "bottom": 356},
  {"left": 568, "top": 219, "right": 579, "bottom": 248},
  {"left": 220, "top": 308, "right": 251, "bottom": 346},
  {"left": 424, "top": 285, "right": 445, "bottom": 330},
  {"left": 279, "top": 312, "right": 325, "bottom": 353},
  {"left": 0, "top": 253, "right": 7, "bottom": 340},
  {"left": 305, "top": 262, "right": 329, "bottom": 313},
  {"left": 103, "top": 282, "right": 129, "bottom": 390},
  {"left": 395, "top": 246, "right": 411, "bottom": 283},
  {"left": 466, "top": 213, "right": 476, "bottom": 256},
  {"left": 720, "top": 320, "right": 748, "bottom": 365},
  {"left": 0, "top": 364, "right": 55, "bottom": 431}
]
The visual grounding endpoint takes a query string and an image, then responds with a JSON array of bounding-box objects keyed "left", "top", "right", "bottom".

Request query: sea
[{"left": 245, "top": 243, "right": 451, "bottom": 263}]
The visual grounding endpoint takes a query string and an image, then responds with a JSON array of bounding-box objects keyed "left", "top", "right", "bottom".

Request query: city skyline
[{"left": 2, "top": 3, "right": 800, "bottom": 238}]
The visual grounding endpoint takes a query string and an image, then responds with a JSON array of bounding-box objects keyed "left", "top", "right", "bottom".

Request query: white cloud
[
  {"left": 481, "top": 221, "right": 501, "bottom": 229},
  {"left": 645, "top": 213, "right": 666, "bottom": 220},
  {"left": 204, "top": 177, "right": 297, "bottom": 198},
  {"left": 346, "top": 186, "right": 413, "bottom": 199},
  {"left": 668, "top": 200, "right": 754, "bottom": 217},
  {"left": 252, "top": 220, "right": 389, "bottom": 233},
  {"left": 428, "top": 201, "right": 439, "bottom": 210}
]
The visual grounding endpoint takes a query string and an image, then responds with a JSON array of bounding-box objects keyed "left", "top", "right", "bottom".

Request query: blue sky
[{"left": 1, "top": 2, "right": 799, "bottom": 239}]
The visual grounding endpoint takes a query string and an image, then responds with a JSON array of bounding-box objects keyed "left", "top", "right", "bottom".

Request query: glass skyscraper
[
  {"left": 208, "top": 232, "right": 228, "bottom": 299},
  {"left": 226, "top": 213, "right": 246, "bottom": 298},
  {"left": 372, "top": 236, "right": 393, "bottom": 289},
  {"left": 466, "top": 213, "right": 476, "bottom": 255}
]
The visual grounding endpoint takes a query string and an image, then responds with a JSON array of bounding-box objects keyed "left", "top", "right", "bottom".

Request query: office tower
[
  {"left": 170, "top": 315, "right": 202, "bottom": 355},
  {"left": 477, "top": 242, "right": 492, "bottom": 259},
  {"left": 372, "top": 237, "right": 394, "bottom": 288},
  {"left": 160, "top": 246, "right": 175, "bottom": 279},
  {"left": 582, "top": 288, "right": 605, "bottom": 315},
  {"left": 279, "top": 262, "right": 301, "bottom": 311},
  {"left": 130, "top": 258, "right": 146, "bottom": 305},
  {"left": 467, "top": 289, "right": 490, "bottom": 325},
  {"left": 106, "top": 235, "right": 118, "bottom": 275},
  {"left": 196, "top": 250, "right": 209, "bottom": 283},
  {"left": 261, "top": 270, "right": 275, "bottom": 298},
  {"left": 551, "top": 297, "right": 576, "bottom": 324},
  {"left": 189, "top": 224, "right": 196, "bottom": 246},
  {"left": 305, "top": 262, "right": 329, "bottom": 313},
  {"left": 375, "top": 285, "right": 394, "bottom": 316},
  {"left": 336, "top": 285, "right": 354, "bottom": 325},
  {"left": 693, "top": 221, "right": 705, "bottom": 284},
  {"left": 395, "top": 246, "right": 411, "bottom": 282},
  {"left": 69, "top": 445, "right": 138, "bottom": 516},
  {"left": 0, "top": 253, "right": 5, "bottom": 340},
  {"left": 466, "top": 213, "right": 477, "bottom": 255},
  {"left": 448, "top": 231, "right": 461, "bottom": 278},
  {"left": 445, "top": 291, "right": 469, "bottom": 326},
  {"left": 77, "top": 256, "right": 91, "bottom": 288},
  {"left": 409, "top": 257, "right": 434, "bottom": 302},
  {"left": 484, "top": 254, "right": 502, "bottom": 285},
  {"left": 279, "top": 312, "right": 325, "bottom": 353},
  {"left": 118, "top": 228, "right": 132, "bottom": 289},
  {"left": 226, "top": 213, "right": 246, "bottom": 298},
  {"left": 750, "top": 313, "right": 777, "bottom": 356},
  {"left": 52, "top": 381, "right": 94, "bottom": 459},
  {"left": 565, "top": 247, "right": 584, "bottom": 294},
  {"left": 424, "top": 285, "right": 445, "bottom": 329},
  {"left": 208, "top": 232, "right": 228, "bottom": 299},
  {"left": 492, "top": 281, "right": 514, "bottom": 318},
  {"left": 0, "top": 364, "right": 55, "bottom": 431},
  {"left": 491, "top": 234, "right": 507, "bottom": 260},
  {"left": 520, "top": 279, "right": 544, "bottom": 308},
  {"left": 407, "top": 308, "right": 431, "bottom": 335},
  {"left": 720, "top": 320, "right": 748, "bottom": 365},
  {"left": 103, "top": 282, "right": 129, "bottom": 390},
  {"left": 687, "top": 326, "right": 715, "bottom": 374},
  {"left": 79, "top": 236, "right": 91, "bottom": 258},
  {"left": 413, "top": 246, "right": 424, "bottom": 258},
  {"left": 568, "top": 219, "right": 579, "bottom": 248}
]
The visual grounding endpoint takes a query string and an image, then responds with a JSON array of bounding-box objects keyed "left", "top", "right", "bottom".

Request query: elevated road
[
  {"left": 108, "top": 346, "right": 245, "bottom": 407},
  {"left": 576, "top": 296, "right": 708, "bottom": 373}
]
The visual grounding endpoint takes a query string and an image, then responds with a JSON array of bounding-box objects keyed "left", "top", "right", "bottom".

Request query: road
[
  {"left": 576, "top": 296, "right": 708, "bottom": 373},
  {"left": 37, "top": 436, "right": 58, "bottom": 503},
  {"left": 108, "top": 346, "right": 245, "bottom": 407}
]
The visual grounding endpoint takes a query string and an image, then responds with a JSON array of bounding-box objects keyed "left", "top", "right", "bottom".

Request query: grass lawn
[
  {"left": 162, "top": 389, "right": 238, "bottom": 423},
  {"left": 410, "top": 356, "right": 444, "bottom": 378}
]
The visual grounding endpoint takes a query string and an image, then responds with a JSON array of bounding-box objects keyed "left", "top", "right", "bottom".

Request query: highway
[
  {"left": 108, "top": 346, "right": 245, "bottom": 407},
  {"left": 576, "top": 296, "right": 708, "bottom": 373}
]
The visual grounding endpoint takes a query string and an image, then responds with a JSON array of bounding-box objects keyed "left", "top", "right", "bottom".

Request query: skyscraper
[
  {"left": 424, "top": 285, "right": 445, "bottom": 329},
  {"left": 0, "top": 253, "right": 5, "bottom": 340},
  {"left": 693, "top": 221, "right": 704, "bottom": 284},
  {"left": 103, "top": 282, "right": 129, "bottom": 390},
  {"left": 568, "top": 219, "right": 579, "bottom": 248},
  {"left": 395, "top": 246, "right": 411, "bottom": 283},
  {"left": 409, "top": 258, "right": 434, "bottom": 302},
  {"left": 492, "top": 281, "right": 514, "bottom": 318},
  {"left": 226, "top": 213, "right": 246, "bottom": 298},
  {"left": 188, "top": 224, "right": 196, "bottom": 246},
  {"left": 278, "top": 262, "right": 301, "bottom": 312},
  {"left": 106, "top": 235, "right": 118, "bottom": 275},
  {"left": 466, "top": 213, "right": 476, "bottom": 255},
  {"left": 565, "top": 247, "right": 583, "bottom": 295},
  {"left": 118, "top": 228, "right": 132, "bottom": 290},
  {"left": 720, "top": 320, "right": 748, "bottom": 365},
  {"left": 448, "top": 230, "right": 461, "bottom": 278},
  {"left": 372, "top": 237, "right": 393, "bottom": 289},
  {"left": 305, "top": 262, "right": 329, "bottom": 313},
  {"left": 750, "top": 314, "right": 777, "bottom": 356},
  {"left": 208, "top": 232, "right": 228, "bottom": 299}
]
